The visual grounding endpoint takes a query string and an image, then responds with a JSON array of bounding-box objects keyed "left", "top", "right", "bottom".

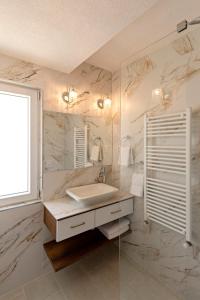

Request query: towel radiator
[
  {"left": 74, "top": 125, "right": 88, "bottom": 169},
  {"left": 144, "top": 108, "right": 191, "bottom": 242}
]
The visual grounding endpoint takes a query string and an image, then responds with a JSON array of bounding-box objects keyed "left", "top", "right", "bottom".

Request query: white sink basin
[{"left": 66, "top": 183, "right": 119, "bottom": 206}]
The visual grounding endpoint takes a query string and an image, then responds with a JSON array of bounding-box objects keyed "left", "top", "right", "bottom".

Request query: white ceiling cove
[{"left": 0, "top": 0, "right": 158, "bottom": 73}]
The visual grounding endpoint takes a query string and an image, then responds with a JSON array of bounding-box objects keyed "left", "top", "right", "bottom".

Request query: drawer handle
[
  {"left": 70, "top": 222, "right": 86, "bottom": 229},
  {"left": 110, "top": 209, "right": 122, "bottom": 215}
]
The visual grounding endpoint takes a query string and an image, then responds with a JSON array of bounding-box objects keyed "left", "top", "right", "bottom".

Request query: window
[{"left": 0, "top": 82, "right": 40, "bottom": 207}]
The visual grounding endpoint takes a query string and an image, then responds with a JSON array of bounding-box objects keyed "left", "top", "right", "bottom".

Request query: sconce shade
[
  {"left": 152, "top": 88, "right": 170, "bottom": 105},
  {"left": 97, "top": 97, "right": 112, "bottom": 109},
  {"left": 62, "top": 88, "right": 77, "bottom": 103},
  {"left": 97, "top": 99, "right": 104, "bottom": 109}
]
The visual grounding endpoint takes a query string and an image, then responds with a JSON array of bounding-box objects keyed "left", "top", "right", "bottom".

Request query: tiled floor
[
  {"left": 0, "top": 243, "right": 179, "bottom": 300},
  {"left": 120, "top": 255, "right": 179, "bottom": 300}
]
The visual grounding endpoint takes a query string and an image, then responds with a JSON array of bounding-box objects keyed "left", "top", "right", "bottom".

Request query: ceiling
[
  {"left": 0, "top": 0, "right": 158, "bottom": 73},
  {"left": 87, "top": 0, "right": 200, "bottom": 72}
]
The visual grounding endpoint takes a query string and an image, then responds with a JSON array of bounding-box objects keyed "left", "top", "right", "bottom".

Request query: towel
[
  {"left": 130, "top": 173, "right": 144, "bottom": 197},
  {"left": 98, "top": 142, "right": 103, "bottom": 161},
  {"left": 98, "top": 218, "right": 130, "bottom": 240},
  {"left": 99, "top": 225, "right": 129, "bottom": 240},
  {"left": 90, "top": 145, "right": 100, "bottom": 161},
  {"left": 119, "top": 145, "right": 134, "bottom": 166},
  {"left": 90, "top": 140, "right": 103, "bottom": 162}
]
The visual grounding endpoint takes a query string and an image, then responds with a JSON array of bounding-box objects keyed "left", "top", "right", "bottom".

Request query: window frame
[{"left": 0, "top": 81, "right": 41, "bottom": 208}]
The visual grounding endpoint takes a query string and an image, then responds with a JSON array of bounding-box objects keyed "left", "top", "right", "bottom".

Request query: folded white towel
[
  {"left": 99, "top": 225, "right": 129, "bottom": 240},
  {"left": 119, "top": 145, "right": 134, "bottom": 166},
  {"left": 98, "top": 218, "right": 130, "bottom": 240},
  {"left": 130, "top": 173, "right": 144, "bottom": 197}
]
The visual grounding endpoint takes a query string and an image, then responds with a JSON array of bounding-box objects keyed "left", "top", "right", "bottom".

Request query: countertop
[{"left": 44, "top": 191, "right": 134, "bottom": 221}]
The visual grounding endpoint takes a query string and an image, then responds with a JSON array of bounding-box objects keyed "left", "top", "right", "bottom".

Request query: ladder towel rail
[{"left": 144, "top": 108, "right": 191, "bottom": 242}]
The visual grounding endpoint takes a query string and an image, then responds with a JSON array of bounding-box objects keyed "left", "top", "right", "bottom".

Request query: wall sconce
[
  {"left": 62, "top": 87, "right": 78, "bottom": 104},
  {"left": 152, "top": 88, "right": 171, "bottom": 104},
  {"left": 152, "top": 88, "right": 163, "bottom": 100},
  {"left": 97, "top": 97, "right": 112, "bottom": 109}
]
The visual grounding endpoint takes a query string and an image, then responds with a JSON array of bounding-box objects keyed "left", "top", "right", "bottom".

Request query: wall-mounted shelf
[
  {"left": 44, "top": 228, "right": 131, "bottom": 272},
  {"left": 44, "top": 229, "right": 108, "bottom": 272}
]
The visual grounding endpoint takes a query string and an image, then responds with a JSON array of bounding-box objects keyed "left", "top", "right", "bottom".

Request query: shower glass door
[{"left": 119, "top": 24, "right": 200, "bottom": 300}]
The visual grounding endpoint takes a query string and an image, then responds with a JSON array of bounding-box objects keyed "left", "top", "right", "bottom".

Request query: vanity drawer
[
  {"left": 56, "top": 211, "right": 95, "bottom": 242},
  {"left": 95, "top": 198, "right": 133, "bottom": 227}
]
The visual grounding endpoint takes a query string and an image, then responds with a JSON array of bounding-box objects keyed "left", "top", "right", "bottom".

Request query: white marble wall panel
[
  {"left": 0, "top": 53, "right": 113, "bottom": 296},
  {"left": 0, "top": 56, "right": 112, "bottom": 116},
  {"left": 0, "top": 203, "right": 52, "bottom": 296},
  {"left": 119, "top": 27, "right": 200, "bottom": 300},
  {"left": 111, "top": 70, "right": 121, "bottom": 188},
  {"left": 63, "top": 63, "right": 112, "bottom": 117},
  {"left": 43, "top": 111, "right": 65, "bottom": 171},
  {"left": 85, "top": 115, "right": 112, "bottom": 166},
  {"left": 43, "top": 165, "right": 112, "bottom": 202},
  {"left": 44, "top": 111, "right": 113, "bottom": 171}
]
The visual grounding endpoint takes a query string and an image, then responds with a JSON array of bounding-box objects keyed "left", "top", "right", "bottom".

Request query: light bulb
[
  {"left": 69, "top": 88, "right": 77, "bottom": 101},
  {"left": 152, "top": 88, "right": 164, "bottom": 102},
  {"left": 152, "top": 88, "right": 162, "bottom": 97},
  {"left": 104, "top": 98, "right": 112, "bottom": 108}
]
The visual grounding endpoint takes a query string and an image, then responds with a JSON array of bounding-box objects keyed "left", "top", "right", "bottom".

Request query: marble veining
[
  {"left": 124, "top": 56, "right": 154, "bottom": 94},
  {"left": 161, "top": 53, "right": 200, "bottom": 94},
  {"left": 63, "top": 63, "right": 112, "bottom": 116},
  {"left": 111, "top": 70, "right": 121, "bottom": 188},
  {"left": 172, "top": 35, "right": 194, "bottom": 55},
  {"left": 0, "top": 243, "right": 180, "bottom": 300},
  {"left": 0, "top": 203, "right": 48, "bottom": 296},
  {"left": 119, "top": 26, "right": 200, "bottom": 300},
  {"left": 0, "top": 53, "right": 113, "bottom": 295},
  {"left": 0, "top": 61, "right": 40, "bottom": 83},
  {"left": 43, "top": 165, "right": 112, "bottom": 202},
  {"left": 43, "top": 111, "right": 113, "bottom": 171}
]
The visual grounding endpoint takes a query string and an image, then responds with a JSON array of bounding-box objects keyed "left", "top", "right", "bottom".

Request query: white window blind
[{"left": 0, "top": 82, "right": 40, "bottom": 207}]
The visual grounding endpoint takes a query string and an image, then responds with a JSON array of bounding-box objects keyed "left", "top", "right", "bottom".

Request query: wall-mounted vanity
[
  {"left": 43, "top": 184, "right": 133, "bottom": 271},
  {"left": 43, "top": 110, "right": 133, "bottom": 272}
]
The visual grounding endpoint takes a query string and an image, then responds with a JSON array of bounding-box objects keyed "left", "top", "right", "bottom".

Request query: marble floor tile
[
  {"left": 45, "top": 290, "right": 66, "bottom": 300},
  {"left": 79, "top": 244, "right": 120, "bottom": 300},
  {"left": 0, "top": 288, "right": 27, "bottom": 300},
  {"left": 54, "top": 261, "right": 107, "bottom": 300},
  {"left": 24, "top": 273, "right": 60, "bottom": 300},
  {"left": 0, "top": 244, "right": 181, "bottom": 300},
  {"left": 120, "top": 255, "right": 179, "bottom": 300}
]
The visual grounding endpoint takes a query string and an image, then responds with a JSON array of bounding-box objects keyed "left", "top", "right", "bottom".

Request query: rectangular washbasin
[{"left": 66, "top": 183, "right": 119, "bottom": 206}]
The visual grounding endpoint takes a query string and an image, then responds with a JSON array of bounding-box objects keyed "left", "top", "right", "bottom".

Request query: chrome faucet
[{"left": 95, "top": 166, "right": 106, "bottom": 183}]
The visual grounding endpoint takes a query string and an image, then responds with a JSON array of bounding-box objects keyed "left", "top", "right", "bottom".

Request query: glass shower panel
[{"left": 119, "top": 25, "right": 200, "bottom": 300}]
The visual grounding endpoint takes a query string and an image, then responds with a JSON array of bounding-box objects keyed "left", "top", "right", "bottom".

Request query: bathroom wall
[
  {"left": 119, "top": 27, "right": 200, "bottom": 299},
  {"left": 43, "top": 112, "right": 113, "bottom": 171},
  {"left": 111, "top": 70, "right": 121, "bottom": 188},
  {"left": 0, "top": 54, "right": 112, "bottom": 295}
]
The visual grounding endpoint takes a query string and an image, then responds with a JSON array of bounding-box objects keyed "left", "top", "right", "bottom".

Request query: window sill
[{"left": 0, "top": 199, "right": 42, "bottom": 212}]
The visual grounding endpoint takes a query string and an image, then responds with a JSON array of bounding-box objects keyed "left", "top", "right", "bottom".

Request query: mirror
[{"left": 43, "top": 111, "right": 112, "bottom": 171}]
